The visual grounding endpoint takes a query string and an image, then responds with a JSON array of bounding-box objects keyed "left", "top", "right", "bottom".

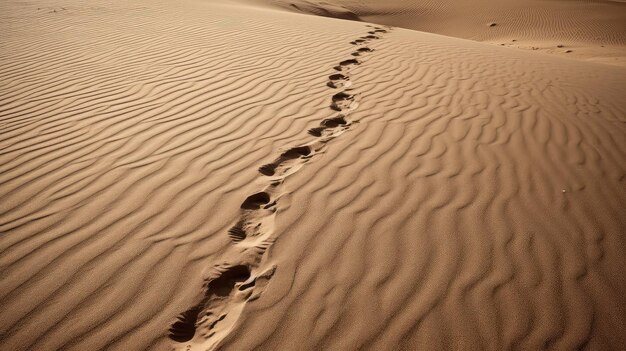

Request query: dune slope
[
  {"left": 0, "top": 0, "right": 625, "bottom": 350},
  {"left": 259, "top": 0, "right": 626, "bottom": 65}
]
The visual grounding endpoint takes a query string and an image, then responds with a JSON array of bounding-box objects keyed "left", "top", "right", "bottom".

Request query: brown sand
[
  {"left": 263, "top": 0, "right": 626, "bottom": 65},
  {"left": 0, "top": 0, "right": 625, "bottom": 350}
]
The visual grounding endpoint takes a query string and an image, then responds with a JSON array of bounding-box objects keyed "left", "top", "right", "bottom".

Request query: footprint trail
[{"left": 169, "top": 24, "right": 392, "bottom": 351}]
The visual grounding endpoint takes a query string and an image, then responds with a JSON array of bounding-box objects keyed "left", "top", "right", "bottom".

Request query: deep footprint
[
  {"left": 334, "top": 59, "right": 359, "bottom": 71},
  {"left": 168, "top": 265, "right": 251, "bottom": 343},
  {"left": 169, "top": 307, "right": 202, "bottom": 342},
  {"left": 241, "top": 192, "right": 271, "bottom": 209},
  {"left": 331, "top": 92, "right": 355, "bottom": 111},
  {"left": 170, "top": 24, "right": 390, "bottom": 351},
  {"left": 322, "top": 115, "right": 348, "bottom": 127}
]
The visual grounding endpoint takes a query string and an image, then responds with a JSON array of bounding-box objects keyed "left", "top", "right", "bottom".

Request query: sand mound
[
  {"left": 1, "top": 0, "right": 625, "bottom": 350},
  {"left": 255, "top": 0, "right": 626, "bottom": 65},
  {"left": 286, "top": 0, "right": 361, "bottom": 21}
]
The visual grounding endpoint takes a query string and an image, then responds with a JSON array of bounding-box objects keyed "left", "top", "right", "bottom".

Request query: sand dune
[
  {"left": 260, "top": 0, "right": 626, "bottom": 65},
  {"left": 1, "top": 0, "right": 625, "bottom": 350}
]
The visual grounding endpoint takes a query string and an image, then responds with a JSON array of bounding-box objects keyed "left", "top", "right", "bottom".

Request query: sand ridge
[
  {"left": 168, "top": 24, "right": 392, "bottom": 350},
  {"left": 256, "top": 0, "right": 626, "bottom": 65}
]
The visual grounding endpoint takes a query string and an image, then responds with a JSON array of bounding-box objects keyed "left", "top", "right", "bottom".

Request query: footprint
[
  {"left": 307, "top": 127, "right": 326, "bottom": 137},
  {"left": 241, "top": 192, "right": 271, "bottom": 209},
  {"left": 331, "top": 91, "right": 355, "bottom": 111},
  {"left": 228, "top": 199, "right": 276, "bottom": 243},
  {"left": 206, "top": 265, "right": 251, "bottom": 296},
  {"left": 169, "top": 265, "right": 251, "bottom": 343},
  {"left": 350, "top": 39, "right": 366, "bottom": 45},
  {"left": 170, "top": 265, "right": 275, "bottom": 350},
  {"left": 169, "top": 307, "right": 202, "bottom": 342},
  {"left": 334, "top": 59, "right": 360, "bottom": 71},
  {"left": 170, "top": 25, "right": 392, "bottom": 351},
  {"left": 327, "top": 73, "right": 350, "bottom": 88},
  {"left": 308, "top": 115, "right": 349, "bottom": 137},
  {"left": 228, "top": 222, "right": 248, "bottom": 242},
  {"left": 259, "top": 146, "right": 312, "bottom": 177},
  {"left": 321, "top": 115, "right": 348, "bottom": 128},
  {"left": 351, "top": 47, "right": 373, "bottom": 56}
]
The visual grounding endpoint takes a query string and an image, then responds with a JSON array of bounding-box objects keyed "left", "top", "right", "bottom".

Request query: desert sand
[{"left": 0, "top": 0, "right": 625, "bottom": 350}]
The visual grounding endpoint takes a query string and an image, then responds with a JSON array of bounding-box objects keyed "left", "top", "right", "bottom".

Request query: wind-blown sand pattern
[
  {"left": 269, "top": 0, "right": 626, "bottom": 65},
  {"left": 1, "top": 0, "right": 625, "bottom": 350},
  {"left": 166, "top": 25, "right": 389, "bottom": 350}
]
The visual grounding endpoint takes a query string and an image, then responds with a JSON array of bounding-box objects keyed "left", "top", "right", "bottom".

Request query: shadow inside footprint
[
  {"left": 308, "top": 127, "right": 326, "bottom": 137},
  {"left": 168, "top": 265, "right": 252, "bottom": 343},
  {"left": 327, "top": 73, "right": 349, "bottom": 88},
  {"left": 169, "top": 307, "right": 201, "bottom": 342},
  {"left": 331, "top": 92, "right": 354, "bottom": 111},
  {"left": 281, "top": 146, "right": 311, "bottom": 158},
  {"left": 322, "top": 116, "right": 347, "bottom": 127},
  {"left": 309, "top": 116, "right": 349, "bottom": 136},
  {"left": 228, "top": 223, "right": 247, "bottom": 242},
  {"left": 329, "top": 73, "right": 348, "bottom": 81},
  {"left": 332, "top": 92, "right": 353, "bottom": 102},
  {"left": 258, "top": 164, "right": 277, "bottom": 176},
  {"left": 208, "top": 265, "right": 251, "bottom": 296},
  {"left": 241, "top": 192, "right": 271, "bottom": 209},
  {"left": 339, "top": 59, "right": 359, "bottom": 66},
  {"left": 334, "top": 59, "right": 359, "bottom": 71},
  {"left": 259, "top": 146, "right": 311, "bottom": 176}
]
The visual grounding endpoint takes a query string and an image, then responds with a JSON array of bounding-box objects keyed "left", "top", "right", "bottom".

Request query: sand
[
  {"left": 264, "top": 0, "right": 626, "bottom": 66},
  {"left": 0, "top": 0, "right": 625, "bottom": 350}
]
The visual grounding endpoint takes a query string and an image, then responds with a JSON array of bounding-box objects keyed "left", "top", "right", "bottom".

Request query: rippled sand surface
[{"left": 1, "top": 0, "right": 625, "bottom": 350}]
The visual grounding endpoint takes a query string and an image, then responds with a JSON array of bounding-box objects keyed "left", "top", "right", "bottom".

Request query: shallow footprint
[
  {"left": 259, "top": 146, "right": 312, "bottom": 177},
  {"left": 308, "top": 115, "right": 349, "bottom": 137},
  {"left": 350, "top": 39, "right": 366, "bottom": 45}
]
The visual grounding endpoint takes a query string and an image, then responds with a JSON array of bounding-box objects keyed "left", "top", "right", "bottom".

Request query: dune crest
[{"left": 253, "top": 0, "right": 626, "bottom": 65}]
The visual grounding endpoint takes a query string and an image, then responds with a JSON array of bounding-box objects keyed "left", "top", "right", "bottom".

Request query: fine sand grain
[
  {"left": 262, "top": 0, "right": 626, "bottom": 65},
  {"left": 1, "top": 0, "right": 625, "bottom": 350}
]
